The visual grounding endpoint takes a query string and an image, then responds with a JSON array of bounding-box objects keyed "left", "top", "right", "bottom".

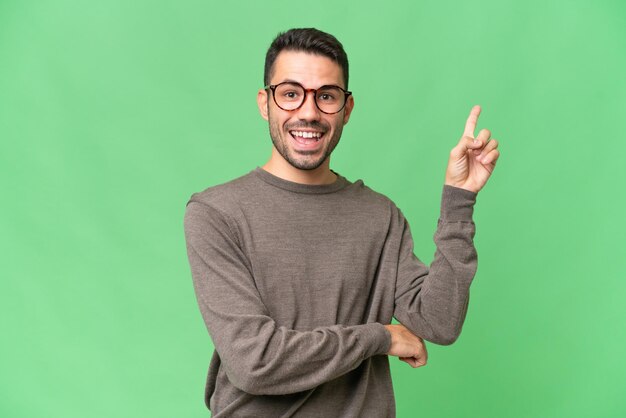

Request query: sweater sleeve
[
  {"left": 184, "top": 200, "right": 391, "bottom": 396},
  {"left": 393, "top": 185, "right": 478, "bottom": 345}
]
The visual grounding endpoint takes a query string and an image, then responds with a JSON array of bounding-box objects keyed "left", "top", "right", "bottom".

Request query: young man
[{"left": 184, "top": 28, "right": 499, "bottom": 417}]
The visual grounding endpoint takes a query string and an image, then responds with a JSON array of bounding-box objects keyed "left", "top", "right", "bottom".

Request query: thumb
[{"left": 451, "top": 136, "right": 483, "bottom": 159}]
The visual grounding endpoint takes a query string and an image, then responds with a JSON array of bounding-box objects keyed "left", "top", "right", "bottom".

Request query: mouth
[{"left": 289, "top": 130, "right": 325, "bottom": 149}]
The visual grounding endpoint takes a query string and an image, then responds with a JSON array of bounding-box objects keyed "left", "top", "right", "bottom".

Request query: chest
[{"left": 239, "top": 198, "right": 391, "bottom": 327}]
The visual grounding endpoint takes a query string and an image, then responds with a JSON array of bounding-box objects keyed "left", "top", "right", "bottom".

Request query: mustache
[{"left": 286, "top": 122, "right": 328, "bottom": 132}]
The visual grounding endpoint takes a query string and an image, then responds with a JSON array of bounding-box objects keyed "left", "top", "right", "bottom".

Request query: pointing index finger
[{"left": 463, "top": 105, "right": 481, "bottom": 138}]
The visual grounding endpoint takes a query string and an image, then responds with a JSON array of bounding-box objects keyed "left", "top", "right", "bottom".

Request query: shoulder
[
  {"left": 343, "top": 177, "right": 402, "bottom": 221},
  {"left": 347, "top": 177, "right": 398, "bottom": 207},
  {"left": 183, "top": 172, "right": 258, "bottom": 243},
  {"left": 185, "top": 170, "right": 257, "bottom": 215}
]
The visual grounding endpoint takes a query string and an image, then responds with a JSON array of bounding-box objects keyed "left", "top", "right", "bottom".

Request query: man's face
[{"left": 257, "top": 50, "right": 354, "bottom": 171}]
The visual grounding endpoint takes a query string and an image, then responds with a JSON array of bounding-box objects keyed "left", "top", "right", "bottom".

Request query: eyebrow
[{"left": 278, "top": 79, "right": 344, "bottom": 89}]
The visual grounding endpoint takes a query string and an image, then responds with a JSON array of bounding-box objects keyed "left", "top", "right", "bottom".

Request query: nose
[{"left": 296, "top": 90, "right": 322, "bottom": 121}]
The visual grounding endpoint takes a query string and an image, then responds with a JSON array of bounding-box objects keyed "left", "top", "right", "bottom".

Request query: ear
[
  {"left": 342, "top": 95, "right": 354, "bottom": 125},
  {"left": 257, "top": 89, "right": 269, "bottom": 121}
]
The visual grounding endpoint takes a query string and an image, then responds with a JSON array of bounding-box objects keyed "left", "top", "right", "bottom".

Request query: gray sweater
[{"left": 183, "top": 166, "right": 478, "bottom": 417}]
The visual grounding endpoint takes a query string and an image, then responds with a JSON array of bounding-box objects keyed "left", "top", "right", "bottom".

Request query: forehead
[{"left": 270, "top": 50, "right": 344, "bottom": 88}]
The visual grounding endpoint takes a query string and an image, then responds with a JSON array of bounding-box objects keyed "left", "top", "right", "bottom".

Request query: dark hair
[{"left": 264, "top": 28, "right": 349, "bottom": 89}]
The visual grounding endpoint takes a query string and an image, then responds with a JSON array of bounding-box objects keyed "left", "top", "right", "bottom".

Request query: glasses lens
[
  {"left": 316, "top": 86, "right": 345, "bottom": 113},
  {"left": 274, "top": 83, "right": 305, "bottom": 110}
]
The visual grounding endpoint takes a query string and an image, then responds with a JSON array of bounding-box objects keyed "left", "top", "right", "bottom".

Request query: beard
[{"left": 267, "top": 108, "right": 343, "bottom": 171}]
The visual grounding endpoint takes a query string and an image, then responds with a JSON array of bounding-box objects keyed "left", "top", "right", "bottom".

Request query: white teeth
[{"left": 291, "top": 130, "right": 322, "bottom": 139}]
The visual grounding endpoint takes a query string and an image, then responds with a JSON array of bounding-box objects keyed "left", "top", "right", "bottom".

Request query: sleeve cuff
[
  {"left": 357, "top": 322, "right": 391, "bottom": 358},
  {"left": 440, "top": 185, "right": 477, "bottom": 221}
]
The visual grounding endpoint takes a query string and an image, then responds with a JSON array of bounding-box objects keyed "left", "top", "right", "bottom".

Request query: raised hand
[{"left": 444, "top": 105, "right": 500, "bottom": 193}]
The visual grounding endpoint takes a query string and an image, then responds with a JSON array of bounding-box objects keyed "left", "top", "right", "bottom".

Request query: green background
[{"left": 2, "top": 0, "right": 625, "bottom": 417}]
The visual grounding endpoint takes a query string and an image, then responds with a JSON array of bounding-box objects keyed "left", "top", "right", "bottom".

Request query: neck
[{"left": 262, "top": 152, "right": 337, "bottom": 185}]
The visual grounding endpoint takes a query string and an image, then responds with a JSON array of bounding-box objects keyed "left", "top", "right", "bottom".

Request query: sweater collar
[{"left": 252, "top": 166, "right": 351, "bottom": 194}]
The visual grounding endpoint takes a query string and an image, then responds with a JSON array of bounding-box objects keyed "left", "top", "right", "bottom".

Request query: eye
[
  {"left": 283, "top": 90, "right": 300, "bottom": 100},
  {"left": 318, "top": 89, "right": 339, "bottom": 102}
]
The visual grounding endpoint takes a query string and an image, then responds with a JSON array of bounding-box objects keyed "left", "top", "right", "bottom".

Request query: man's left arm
[{"left": 393, "top": 105, "right": 500, "bottom": 345}]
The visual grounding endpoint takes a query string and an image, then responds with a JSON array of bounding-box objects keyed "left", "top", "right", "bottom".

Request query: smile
[
  {"left": 289, "top": 130, "right": 325, "bottom": 148},
  {"left": 290, "top": 130, "right": 324, "bottom": 140}
]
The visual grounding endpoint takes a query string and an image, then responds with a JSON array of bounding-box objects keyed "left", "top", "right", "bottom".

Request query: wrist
[{"left": 444, "top": 181, "right": 479, "bottom": 194}]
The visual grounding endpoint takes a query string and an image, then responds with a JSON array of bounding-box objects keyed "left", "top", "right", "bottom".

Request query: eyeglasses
[{"left": 265, "top": 81, "right": 352, "bottom": 114}]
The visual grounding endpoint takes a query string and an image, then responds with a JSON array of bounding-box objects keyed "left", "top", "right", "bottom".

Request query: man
[{"left": 184, "top": 28, "right": 499, "bottom": 417}]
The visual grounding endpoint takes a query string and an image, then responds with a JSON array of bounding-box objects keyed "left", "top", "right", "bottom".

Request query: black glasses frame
[{"left": 264, "top": 81, "right": 352, "bottom": 114}]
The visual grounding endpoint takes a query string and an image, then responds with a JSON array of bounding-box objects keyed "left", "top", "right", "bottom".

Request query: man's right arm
[{"left": 184, "top": 200, "right": 392, "bottom": 396}]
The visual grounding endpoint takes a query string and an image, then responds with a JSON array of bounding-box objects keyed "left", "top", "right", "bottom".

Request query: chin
[{"left": 287, "top": 157, "right": 327, "bottom": 171}]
